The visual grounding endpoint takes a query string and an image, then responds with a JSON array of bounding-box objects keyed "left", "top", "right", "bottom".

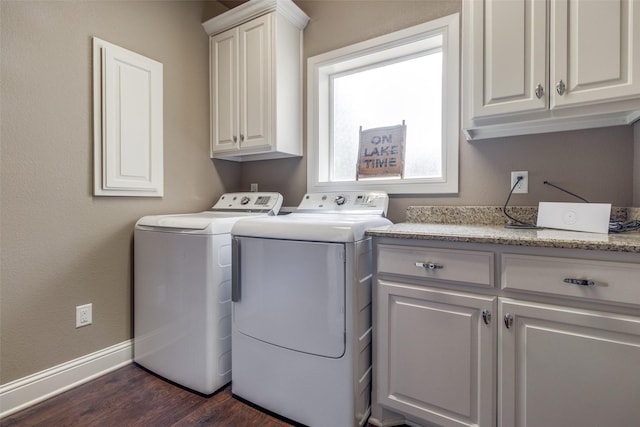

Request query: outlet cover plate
[
  {"left": 76, "top": 303, "right": 93, "bottom": 328},
  {"left": 537, "top": 202, "right": 611, "bottom": 234},
  {"left": 510, "top": 171, "right": 528, "bottom": 194}
]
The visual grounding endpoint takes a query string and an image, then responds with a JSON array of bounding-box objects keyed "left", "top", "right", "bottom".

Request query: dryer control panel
[{"left": 297, "top": 191, "right": 388, "bottom": 215}]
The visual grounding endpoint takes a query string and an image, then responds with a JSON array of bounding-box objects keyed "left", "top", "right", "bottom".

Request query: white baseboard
[{"left": 0, "top": 340, "right": 133, "bottom": 419}]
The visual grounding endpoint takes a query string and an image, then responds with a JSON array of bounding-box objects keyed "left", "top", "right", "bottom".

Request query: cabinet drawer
[
  {"left": 502, "top": 254, "right": 640, "bottom": 306},
  {"left": 377, "top": 244, "right": 494, "bottom": 287}
]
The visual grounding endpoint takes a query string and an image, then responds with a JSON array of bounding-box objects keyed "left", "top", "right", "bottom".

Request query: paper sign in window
[{"left": 356, "top": 123, "right": 406, "bottom": 180}]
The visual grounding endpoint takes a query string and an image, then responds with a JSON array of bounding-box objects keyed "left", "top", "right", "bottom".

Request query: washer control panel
[
  {"left": 297, "top": 191, "right": 388, "bottom": 215},
  {"left": 211, "top": 192, "right": 283, "bottom": 214}
]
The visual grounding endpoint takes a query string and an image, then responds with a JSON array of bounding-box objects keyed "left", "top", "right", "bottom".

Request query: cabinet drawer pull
[
  {"left": 482, "top": 309, "right": 491, "bottom": 325},
  {"left": 563, "top": 278, "right": 595, "bottom": 287},
  {"left": 556, "top": 79, "right": 566, "bottom": 96},
  {"left": 415, "top": 262, "right": 443, "bottom": 270},
  {"left": 504, "top": 313, "right": 514, "bottom": 329}
]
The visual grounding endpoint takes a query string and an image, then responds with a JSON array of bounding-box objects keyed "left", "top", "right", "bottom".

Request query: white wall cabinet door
[
  {"left": 376, "top": 280, "right": 496, "bottom": 427},
  {"left": 551, "top": 0, "right": 640, "bottom": 108},
  {"left": 210, "top": 28, "right": 239, "bottom": 153},
  {"left": 210, "top": 15, "right": 271, "bottom": 155},
  {"left": 468, "top": 0, "right": 547, "bottom": 118},
  {"left": 499, "top": 298, "right": 640, "bottom": 427},
  {"left": 93, "top": 38, "right": 163, "bottom": 197},
  {"left": 238, "top": 14, "right": 272, "bottom": 151}
]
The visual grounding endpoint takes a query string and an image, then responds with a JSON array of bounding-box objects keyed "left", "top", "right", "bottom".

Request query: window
[{"left": 307, "top": 13, "right": 459, "bottom": 194}]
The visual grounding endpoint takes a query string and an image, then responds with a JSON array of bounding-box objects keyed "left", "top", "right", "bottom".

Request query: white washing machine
[
  {"left": 133, "top": 192, "right": 282, "bottom": 395},
  {"left": 230, "top": 191, "right": 392, "bottom": 426}
]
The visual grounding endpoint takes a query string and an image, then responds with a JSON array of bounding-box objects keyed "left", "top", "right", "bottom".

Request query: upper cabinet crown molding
[
  {"left": 462, "top": 0, "right": 640, "bottom": 140},
  {"left": 202, "top": 0, "right": 309, "bottom": 36}
]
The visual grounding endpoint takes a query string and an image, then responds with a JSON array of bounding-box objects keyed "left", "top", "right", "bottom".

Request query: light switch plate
[{"left": 537, "top": 202, "right": 611, "bottom": 234}]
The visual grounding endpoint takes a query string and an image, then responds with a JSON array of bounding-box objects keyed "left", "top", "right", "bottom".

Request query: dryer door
[{"left": 233, "top": 237, "right": 345, "bottom": 358}]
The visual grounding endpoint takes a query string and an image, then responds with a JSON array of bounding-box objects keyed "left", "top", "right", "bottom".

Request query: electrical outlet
[
  {"left": 250, "top": 183, "right": 258, "bottom": 192},
  {"left": 76, "top": 303, "right": 92, "bottom": 328},
  {"left": 510, "top": 171, "right": 529, "bottom": 194}
]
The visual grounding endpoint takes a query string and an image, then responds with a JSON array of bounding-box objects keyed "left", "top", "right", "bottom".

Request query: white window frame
[{"left": 307, "top": 13, "right": 459, "bottom": 195}]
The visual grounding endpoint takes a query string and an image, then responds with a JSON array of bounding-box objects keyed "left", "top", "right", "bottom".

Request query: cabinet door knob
[
  {"left": 482, "top": 309, "right": 491, "bottom": 325},
  {"left": 556, "top": 80, "right": 566, "bottom": 96},
  {"left": 535, "top": 84, "right": 544, "bottom": 99},
  {"left": 415, "top": 262, "right": 444, "bottom": 270},
  {"left": 233, "top": 136, "right": 238, "bottom": 143},
  {"left": 504, "top": 313, "right": 514, "bottom": 329},
  {"left": 240, "top": 133, "right": 245, "bottom": 142}
]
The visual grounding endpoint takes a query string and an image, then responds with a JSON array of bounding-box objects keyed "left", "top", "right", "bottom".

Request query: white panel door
[
  {"left": 238, "top": 13, "right": 272, "bottom": 150},
  {"left": 469, "top": 0, "right": 547, "bottom": 118},
  {"left": 93, "top": 38, "right": 163, "bottom": 197},
  {"left": 551, "top": 0, "right": 640, "bottom": 108},
  {"left": 210, "top": 28, "right": 239, "bottom": 154},
  {"left": 377, "top": 280, "right": 496, "bottom": 427},
  {"left": 233, "top": 237, "right": 345, "bottom": 358},
  {"left": 499, "top": 298, "right": 640, "bottom": 427}
]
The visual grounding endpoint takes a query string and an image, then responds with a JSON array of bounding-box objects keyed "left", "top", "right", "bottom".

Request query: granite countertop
[{"left": 367, "top": 206, "right": 640, "bottom": 253}]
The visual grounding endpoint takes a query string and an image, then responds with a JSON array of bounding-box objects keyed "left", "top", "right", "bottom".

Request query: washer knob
[
  {"left": 335, "top": 195, "right": 346, "bottom": 206},
  {"left": 240, "top": 196, "right": 251, "bottom": 205}
]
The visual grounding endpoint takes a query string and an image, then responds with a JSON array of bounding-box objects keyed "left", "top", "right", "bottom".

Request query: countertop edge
[{"left": 366, "top": 224, "right": 640, "bottom": 254}]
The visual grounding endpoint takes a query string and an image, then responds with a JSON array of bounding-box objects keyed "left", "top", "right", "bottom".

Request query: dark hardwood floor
[{"left": 1, "top": 363, "right": 296, "bottom": 426}]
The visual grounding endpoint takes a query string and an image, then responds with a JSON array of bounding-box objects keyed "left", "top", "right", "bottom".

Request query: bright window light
[
  {"left": 307, "top": 14, "right": 459, "bottom": 194},
  {"left": 331, "top": 52, "right": 443, "bottom": 181}
]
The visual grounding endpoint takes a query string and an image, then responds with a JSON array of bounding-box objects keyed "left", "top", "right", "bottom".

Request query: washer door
[{"left": 233, "top": 237, "right": 345, "bottom": 358}]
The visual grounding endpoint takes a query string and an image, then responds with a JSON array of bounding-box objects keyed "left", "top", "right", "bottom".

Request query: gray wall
[{"left": 0, "top": 0, "right": 240, "bottom": 383}]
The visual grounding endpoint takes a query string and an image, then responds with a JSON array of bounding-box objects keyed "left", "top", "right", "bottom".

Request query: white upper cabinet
[
  {"left": 463, "top": 0, "right": 640, "bottom": 140},
  {"left": 203, "top": 0, "right": 309, "bottom": 161}
]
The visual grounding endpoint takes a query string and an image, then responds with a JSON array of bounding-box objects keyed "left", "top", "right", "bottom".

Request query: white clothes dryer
[
  {"left": 230, "top": 192, "right": 391, "bottom": 426},
  {"left": 134, "top": 192, "right": 282, "bottom": 395}
]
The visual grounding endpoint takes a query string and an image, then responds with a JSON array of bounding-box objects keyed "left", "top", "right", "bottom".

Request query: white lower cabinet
[
  {"left": 377, "top": 281, "right": 496, "bottom": 427},
  {"left": 499, "top": 298, "right": 640, "bottom": 427},
  {"left": 371, "top": 240, "right": 640, "bottom": 427}
]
